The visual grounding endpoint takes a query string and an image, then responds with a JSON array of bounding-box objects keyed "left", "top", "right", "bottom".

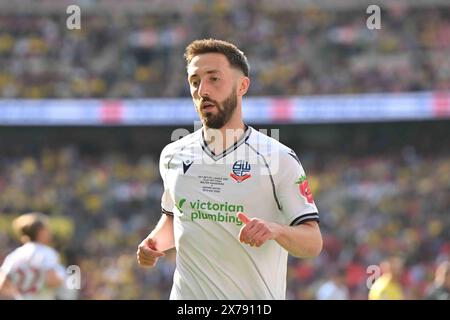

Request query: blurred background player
[
  {"left": 368, "top": 256, "right": 405, "bottom": 300},
  {"left": 0, "top": 212, "right": 66, "bottom": 300},
  {"left": 316, "top": 267, "right": 349, "bottom": 300},
  {"left": 425, "top": 260, "right": 450, "bottom": 300}
]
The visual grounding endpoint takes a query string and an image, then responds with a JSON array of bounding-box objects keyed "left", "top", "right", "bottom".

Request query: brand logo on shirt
[
  {"left": 175, "top": 198, "right": 187, "bottom": 213},
  {"left": 230, "top": 160, "right": 252, "bottom": 183},
  {"left": 188, "top": 199, "right": 245, "bottom": 226},
  {"left": 183, "top": 159, "right": 193, "bottom": 174}
]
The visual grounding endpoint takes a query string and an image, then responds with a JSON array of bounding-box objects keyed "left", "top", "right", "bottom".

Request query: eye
[
  {"left": 211, "top": 77, "right": 219, "bottom": 82},
  {"left": 191, "top": 80, "right": 199, "bottom": 87}
]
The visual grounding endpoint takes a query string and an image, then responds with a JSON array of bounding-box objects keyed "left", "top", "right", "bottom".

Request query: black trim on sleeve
[
  {"left": 161, "top": 207, "right": 174, "bottom": 216},
  {"left": 290, "top": 213, "right": 319, "bottom": 226}
]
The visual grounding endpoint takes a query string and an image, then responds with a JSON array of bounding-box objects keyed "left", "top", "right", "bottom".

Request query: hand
[
  {"left": 237, "top": 212, "right": 280, "bottom": 248},
  {"left": 136, "top": 238, "right": 165, "bottom": 267}
]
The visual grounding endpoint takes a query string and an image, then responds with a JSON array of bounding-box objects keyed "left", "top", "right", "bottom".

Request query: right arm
[
  {"left": 46, "top": 269, "right": 64, "bottom": 289},
  {"left": 0, "top": 271, "right": 22, "bottom": 300},
  {"left": 137, "top": 144, "right": 176, "bottom": 268},
  {"left": 42, "top": 249, "right": 66, "bottom": 290},
  {"left": 146, "top": 214, "right": 175, "bottom": 252},
  {"left": 137, "top": 214, "right": 174, "bottom": 268}
]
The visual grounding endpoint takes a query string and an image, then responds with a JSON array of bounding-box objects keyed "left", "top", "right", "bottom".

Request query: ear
[{"left": 237, "top": 76, "right": 250, "bottom": 97}]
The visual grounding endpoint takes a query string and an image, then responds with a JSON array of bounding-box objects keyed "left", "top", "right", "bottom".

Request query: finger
[
  {"left": 262, "top": 232, "right": 272, "bottom": 243},
  {"left": 139, "top": 246, "right": 165, "bottom": 258},
  {"left": 137, "top": 258, "right": 157, "bottom": 267},
  {"left": 254, "top": 231, "right": 271, "bottom": 247},
  {"left": 145, "top": 238, "right": 157, "bottom": 250},
  {"left": 137, "top": 252, "right": 161, "bottom": 264},
  {"left": 238, "top": 226, "right": 246, "bottom": 243},
  {"left": 237, "top": 212, "right": 251, "bottom": 225},
  {"left": 238, "top": 220, "right": 258, "bottom": 243},
  {"left": 249, "top": 227, "right": 267, "bottom": 244},
  {"left": 137, "top": 251, "right": 158, "bottom": 260},
  {"left": 239, "top": 224, "right": 256, "bottom": 243},
  {"left": 137, "top": 253, "right": 155, "bottom": 263},
  {"left": 242, "top": 228, "right": 271, "bottom": 248},
  {"left": 244, "top": 221, "right": 266, "bottom": 242},
  {"left": 244, "top": 231, "right": 264, "bottom": 247},
  {"left": 137, "top": 257, "right": 156, "bottom": 266}
]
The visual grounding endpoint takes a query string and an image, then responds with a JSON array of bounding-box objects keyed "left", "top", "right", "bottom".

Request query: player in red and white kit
[{"left": 0, "top": 212, "right": 66, "bottom": 300}]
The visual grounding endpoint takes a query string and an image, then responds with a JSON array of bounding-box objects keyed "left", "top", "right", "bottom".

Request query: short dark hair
[{"left": 184, "top": 38, "right": 250, "bottom": 76}]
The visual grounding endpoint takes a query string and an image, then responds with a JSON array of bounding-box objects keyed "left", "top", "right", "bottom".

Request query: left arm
[
  {"left": 238, "top": 148, "right": 323, "bottom": 257},
  {"left": 237, "top": 213, "right": 322, "bottom": 258},
  {"left": 273, "top": 220, "right": 322, "bottom": 258}
]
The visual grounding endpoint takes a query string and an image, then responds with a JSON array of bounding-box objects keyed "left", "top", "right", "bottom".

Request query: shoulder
[
  {"left": 6, "top": 244, "right": 28, "bottom": 259},
  {"left": 37, "top": 244, "right": 59, "bottom": 260},
  {"left": 246, "top": 127, "right": 302, "bottom": 166},
  {"left": 159, "top": 129, "right": 201, "bottom": 176},
  {"left": 0, "top": 245, "right": 27, "bottom": 268},
  {"left": 1, "top": 248, "right": 18, "bottom": 265},
  {"left": 44, "top": 245, "right": 59, "bottom": 257},
  {"left": 160, "top": 129, "right": 201, "bottom": 160}
]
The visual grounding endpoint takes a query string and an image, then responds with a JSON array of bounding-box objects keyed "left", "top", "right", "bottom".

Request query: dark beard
[{"left": 199, "top": 87, "right": 237, "bottom": 129}]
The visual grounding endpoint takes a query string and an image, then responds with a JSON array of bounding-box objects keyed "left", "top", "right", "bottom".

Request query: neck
[{"left": 203, "top": 113, "right": 246, "bottom": 155}]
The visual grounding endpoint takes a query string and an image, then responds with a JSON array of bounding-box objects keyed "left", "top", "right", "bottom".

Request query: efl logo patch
[{"left": 230, "top": 160, "right": 252, "bottom": 183}]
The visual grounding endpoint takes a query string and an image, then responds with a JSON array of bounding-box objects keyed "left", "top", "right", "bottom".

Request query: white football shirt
[
  {"left": 159, "top": 125, "right": 319, "bottom": 299},
  {"left": 0, "top": 242, "right": 65, "bottom": 299}
]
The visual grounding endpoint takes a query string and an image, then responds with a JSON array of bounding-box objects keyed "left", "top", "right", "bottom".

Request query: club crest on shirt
[{"left": 230, "top": 160, "right": 252, "bottom": 183}]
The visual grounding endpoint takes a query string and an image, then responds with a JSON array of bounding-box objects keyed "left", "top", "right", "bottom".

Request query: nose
[{"left": 198, "top": 80, "right": 210, "bottom": 98}]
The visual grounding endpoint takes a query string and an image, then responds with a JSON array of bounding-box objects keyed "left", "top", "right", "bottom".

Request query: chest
[{"left": 167, "top": 153, "right": 274, "bottom": 199}]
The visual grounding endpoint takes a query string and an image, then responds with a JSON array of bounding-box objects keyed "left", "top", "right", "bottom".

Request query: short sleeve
[
  {"left": 41, "top": 248, "right": 60, "bottom": 270},
  {"left": 0, "top": 254, "right": 14, "bottom": 276},
  {"left": 159, "top": 145, "right": 175, "bottom": 215},
  {"left": 42, "top": 248, "right": 66, "bottom": 280},
  {"left": 276, "top": 149, "right": 319, "bottom": 226}
]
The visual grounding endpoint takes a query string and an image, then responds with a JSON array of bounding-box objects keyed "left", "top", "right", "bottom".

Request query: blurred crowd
[
  {"left": 0, "top": 2, "right": 449, "bottom": 98},
  {"left": 0, "top": 144, "right": 449, "bottom": 299},
  {"left": 291, "top": 147, "right": 450, "bottom": 299},
  {"left": 0, "top": 147, "right": 169, "bottom": 299}
]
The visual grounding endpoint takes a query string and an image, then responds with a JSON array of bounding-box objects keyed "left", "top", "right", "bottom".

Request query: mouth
[{"left": 200, "top": 102, "right": 217, "bottom": 113}]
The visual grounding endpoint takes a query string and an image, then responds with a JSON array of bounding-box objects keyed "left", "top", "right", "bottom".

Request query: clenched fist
[
  {"left": 136, "top": 238, "right": 165, "bottom": 267},
  {"left": 237, "top": 212, "right": 280, "bottom": 248}
]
